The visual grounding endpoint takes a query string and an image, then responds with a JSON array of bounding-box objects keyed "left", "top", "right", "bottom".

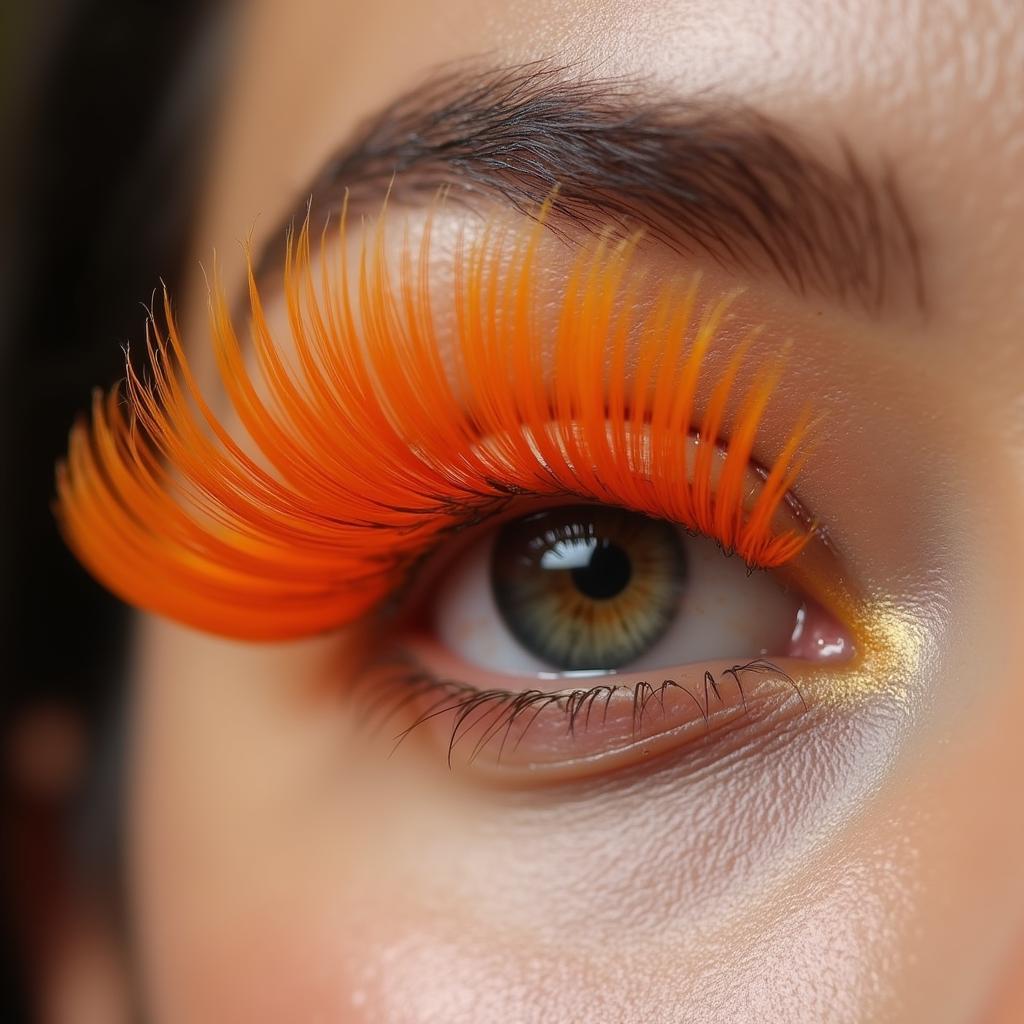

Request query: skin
[{"left": 47, "top": 1, "right": 1024, "bottom": 1021}]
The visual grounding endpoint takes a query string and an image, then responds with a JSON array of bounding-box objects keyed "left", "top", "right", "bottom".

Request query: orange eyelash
[{"left": 55, "top": 201, "right": 814, "bottom": 641}]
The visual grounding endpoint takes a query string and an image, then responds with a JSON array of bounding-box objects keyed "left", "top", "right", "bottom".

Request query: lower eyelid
[
  {"left": 358, "top": 643, "right": 817, "bottom": 782},
  {"left": 351, "top": 587, "right": 852, "bottom": 782}
]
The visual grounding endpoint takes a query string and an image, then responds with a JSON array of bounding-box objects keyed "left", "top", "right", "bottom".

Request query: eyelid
[
  {"left": 355, "top": 640, "right": 817, "bottom": 783},
  {"left": 55, "top": 195, "right": 819, "bottom": 642}
]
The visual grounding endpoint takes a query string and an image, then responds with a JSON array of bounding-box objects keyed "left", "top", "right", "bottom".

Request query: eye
[
  {"left": 434, "top": 504, "right": 809, "bottom": 677},
  {"left": 384, "top": 496, "right": 854, "bottom": 780},
  {"left": 58, "top": 200, "right": 862, "bottom": 780}
]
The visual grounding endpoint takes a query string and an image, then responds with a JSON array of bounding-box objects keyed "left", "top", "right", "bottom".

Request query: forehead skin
[{"left": 132, "top": 1, "right": 1024, "bottom": 1022}]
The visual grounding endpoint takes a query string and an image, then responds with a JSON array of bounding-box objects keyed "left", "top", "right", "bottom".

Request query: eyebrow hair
[{"left": 255, "top": 60, "right": 925, "bottom": 313}]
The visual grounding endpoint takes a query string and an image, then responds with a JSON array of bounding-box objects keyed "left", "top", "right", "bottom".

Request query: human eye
[
  {"left": 56, "top": 197, "right": 861, "bottom": 782},
  {"left": 378, "top": 488, "right": 851, "bottom": 778}
]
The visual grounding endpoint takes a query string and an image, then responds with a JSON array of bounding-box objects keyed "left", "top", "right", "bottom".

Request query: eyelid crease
[{"left": 55, "top": 196, "right": 816, "bottom": 641}]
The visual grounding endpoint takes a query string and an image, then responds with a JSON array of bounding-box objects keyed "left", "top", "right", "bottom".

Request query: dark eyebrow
[{"left": 255, "top": 60, "right": 925, "bottom": 314}]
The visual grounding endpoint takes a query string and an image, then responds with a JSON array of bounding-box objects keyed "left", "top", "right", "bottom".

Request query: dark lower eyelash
[{"left": 352, "top": 655, "right": 804, "bottom": 768}]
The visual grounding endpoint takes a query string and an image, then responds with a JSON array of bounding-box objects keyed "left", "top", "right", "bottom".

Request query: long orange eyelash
[{"left": 55, "top": 201, "right": 814, "bottom": 641}]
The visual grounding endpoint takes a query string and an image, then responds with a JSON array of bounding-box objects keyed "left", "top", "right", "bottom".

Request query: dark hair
[{"left": 1, "top": 3, "right": 231, "bottom": 1017}]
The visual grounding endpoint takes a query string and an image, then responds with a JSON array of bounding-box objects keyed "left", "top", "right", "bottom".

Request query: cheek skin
[{"left": 132, "top": 619, "right": 915, "bottom": 1023}]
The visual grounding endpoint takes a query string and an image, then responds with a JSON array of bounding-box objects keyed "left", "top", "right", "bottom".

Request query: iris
[{"left": 491, "top": 505, "right": 688, "bottom": 671}]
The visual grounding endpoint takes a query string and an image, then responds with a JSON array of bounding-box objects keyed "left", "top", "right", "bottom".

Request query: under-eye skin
[{"left": 55, "top": 193, "right": 858, "bottom": 778}]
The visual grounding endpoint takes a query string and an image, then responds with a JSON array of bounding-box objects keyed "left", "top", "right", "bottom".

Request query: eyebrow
[{"left": 255, "top": 60, "right": 925, "bottom": 314}]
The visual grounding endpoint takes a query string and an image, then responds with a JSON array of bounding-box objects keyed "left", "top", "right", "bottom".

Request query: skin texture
[{"left": 53, "top": 1, "right": 1024, "bottom": 1021}]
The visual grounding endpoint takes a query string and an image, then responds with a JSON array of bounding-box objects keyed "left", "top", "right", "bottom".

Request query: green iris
[{"left": 490, "top": 505, "right": 688, "bottom": 671}]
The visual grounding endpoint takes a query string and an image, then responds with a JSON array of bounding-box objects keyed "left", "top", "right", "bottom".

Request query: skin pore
[{"left": 54, "top": 1, "right": 1024, "bottom": 1021}]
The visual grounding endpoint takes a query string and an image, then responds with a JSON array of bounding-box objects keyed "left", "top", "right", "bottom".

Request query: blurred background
[{"left": 1, "top": 3, "right": 232, "bottom": 1018}]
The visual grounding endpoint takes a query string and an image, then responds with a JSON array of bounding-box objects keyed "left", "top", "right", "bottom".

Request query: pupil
[{"left": 571, "top": 541, "right": 632, "bottom": 600}]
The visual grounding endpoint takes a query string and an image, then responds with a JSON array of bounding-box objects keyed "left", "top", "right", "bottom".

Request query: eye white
[{"left": 432, "top": 520, "right": 801, "bottom": 679}]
